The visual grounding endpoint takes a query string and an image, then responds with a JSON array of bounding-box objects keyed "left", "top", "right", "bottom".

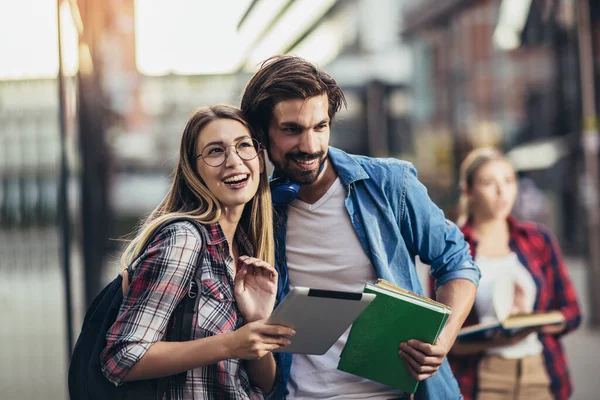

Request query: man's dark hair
[{"left": 240, "top": 55, "right": 347, "bottom": 146}]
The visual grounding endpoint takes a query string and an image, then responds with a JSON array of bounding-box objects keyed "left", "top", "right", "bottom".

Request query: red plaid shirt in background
[
  {"left": 101, "top": 221, "right": 263, "bottom": 400},
  {"left": 433, "top": 216, "right": 581, "bottom": 400}
]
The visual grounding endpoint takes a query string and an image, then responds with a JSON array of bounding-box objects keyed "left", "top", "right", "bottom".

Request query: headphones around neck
[{"left": 269, "top": 162, "right": 325, "bottom": 206}]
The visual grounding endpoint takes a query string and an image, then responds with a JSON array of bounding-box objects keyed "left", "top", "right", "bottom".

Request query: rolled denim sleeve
[{"left": 399, "top": 164, "right": 480, "bottom": 290}]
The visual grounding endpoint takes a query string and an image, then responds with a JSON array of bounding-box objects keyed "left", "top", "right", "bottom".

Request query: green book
[{"left": 337, "top": 279, "right": 452, "bottom": 393}]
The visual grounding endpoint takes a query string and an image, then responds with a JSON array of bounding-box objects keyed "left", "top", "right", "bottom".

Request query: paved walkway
[{"left": 559, "top": 258, "right": 600, "bottom": 400}]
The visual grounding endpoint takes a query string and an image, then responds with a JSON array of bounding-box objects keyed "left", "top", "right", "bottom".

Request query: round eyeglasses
[{"left": 196, "top": 137, "right": 263, "bottom": 167}]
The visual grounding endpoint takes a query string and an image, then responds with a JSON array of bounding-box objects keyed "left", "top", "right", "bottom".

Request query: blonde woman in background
[
  {"left": 101, "top": 105, "right": 294, "bottom": 399},
  {"left": 436, "top": 147, "right": 581, "bottom": 400}
]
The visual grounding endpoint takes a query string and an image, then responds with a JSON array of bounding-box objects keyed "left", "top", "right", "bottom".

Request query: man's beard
[{"left": 272, "top": 150, "right": 326, "bottom": 184}]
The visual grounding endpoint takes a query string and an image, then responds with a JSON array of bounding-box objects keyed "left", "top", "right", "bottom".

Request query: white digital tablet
[{"left": 267, "top": 286, "right": 376, "bottom": 355}]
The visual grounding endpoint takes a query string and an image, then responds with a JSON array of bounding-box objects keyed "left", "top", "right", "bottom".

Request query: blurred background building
[
  {"left": 404, "top": 0, "right": 585, "bottom": 249},
  {"left": 0, "top": 0, "right": 598, "bottom": 399}
]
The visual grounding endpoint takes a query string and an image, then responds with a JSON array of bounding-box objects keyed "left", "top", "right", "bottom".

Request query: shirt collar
[
  {"left": 327, "top": 146, "right": 369, "bottom": 187},
  {"left": 205, "top": 221, "right": 254, "bottom": 255},
  {"left": 205, "top": 222, "right": 226, "bottom": 245},
  {"left": 507, "top": 215, "right": 531, "bottom": 239},
  {"left": 461, "top": 215, "right": 527, "bottom": 242}
]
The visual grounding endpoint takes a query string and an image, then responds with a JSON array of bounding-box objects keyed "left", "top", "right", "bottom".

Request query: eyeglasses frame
[{"left": 195, "top": 138, "right": 263, "bottom": 167}]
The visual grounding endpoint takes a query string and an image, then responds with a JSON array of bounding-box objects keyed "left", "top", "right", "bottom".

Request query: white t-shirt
[
  {"left": 474, "top": 252, "right": 544, "bottom": 359},
  {"left": 285, "top": 178, "right": 404, "bottom": 399}
]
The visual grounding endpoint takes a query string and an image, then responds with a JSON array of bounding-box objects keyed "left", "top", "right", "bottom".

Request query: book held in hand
[
  {"left": 337, "top": 279, "right": 452, "bottom": 394},
  {"left": 459, "top": 272, "right": 565, "bottom": 338},
  {"left": 457, "top": 310, "right": 565, "bottom": 338}
]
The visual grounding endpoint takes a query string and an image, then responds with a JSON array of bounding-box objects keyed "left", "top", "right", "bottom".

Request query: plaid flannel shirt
[
  {"left": 101, "top": 221, "right": 264, "bottom": 400},
  {"left": 444, "top": 216, "right": 581, "bottom": 400}
]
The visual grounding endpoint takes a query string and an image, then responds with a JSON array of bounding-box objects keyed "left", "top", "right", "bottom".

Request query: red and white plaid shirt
[
  {"left": 101, "top": 221, "right": 264, "bottom": 399},
  {"left": 435, "top": 216, "right": 581, "bottom": 400}
]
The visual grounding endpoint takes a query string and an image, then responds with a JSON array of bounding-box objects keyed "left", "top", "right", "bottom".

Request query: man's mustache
[{"left": 286, "top": 151, "right": 325, "bottom": 162}]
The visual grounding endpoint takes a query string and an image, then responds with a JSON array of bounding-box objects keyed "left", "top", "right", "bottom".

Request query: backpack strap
[
  {"left": 157, "top": 220, "right": 207, "bottom": 398},
  {"left": 123, "top": 217, "right": 208, "bottom": 400}
]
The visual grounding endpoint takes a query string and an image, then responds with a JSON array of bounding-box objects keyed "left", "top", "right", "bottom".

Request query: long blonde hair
[
  {"left": 456, "top": 147, "right": 512, "bottom": 227},
  {"left": 121, "top": 105, "right": 274, "bottom": 268}
]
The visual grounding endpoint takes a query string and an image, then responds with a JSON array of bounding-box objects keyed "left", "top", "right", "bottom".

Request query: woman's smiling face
[{"left": 195, "top": 118, "right": 263, "bottom": 214}]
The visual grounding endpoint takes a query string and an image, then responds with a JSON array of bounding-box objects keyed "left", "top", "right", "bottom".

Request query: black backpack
[{"left": 68, "top": 218, "right": 207, "bottom": 400}]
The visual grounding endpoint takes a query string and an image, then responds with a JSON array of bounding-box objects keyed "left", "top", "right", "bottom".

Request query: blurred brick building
[{"left": 401, "top": 0, "right": 600, "bottom": 256}]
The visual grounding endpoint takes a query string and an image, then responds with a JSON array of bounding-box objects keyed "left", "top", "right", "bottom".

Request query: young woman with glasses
[{"left": 101, "top": 105, "right": 295, "bottom": 399}]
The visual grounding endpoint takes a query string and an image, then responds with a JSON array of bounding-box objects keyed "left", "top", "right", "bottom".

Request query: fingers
[
  {"left": 258, "top": 334, "right": 292, "bottom": 348},
  {"left": 539, "top": 323, "right": 565, "bottom": 335},
  {"left": 399, "top": 349, "right": 439, "bottom": 380},
  {"left": 253, "top": 321, "right": 296, "bottom": 338},
  {"left": 402, "top": 340, "right": 445, "bottom": 357},
  {"left": 400, "top": 342, "right": 443, "bottom": 366},
  {"left": 240, "top": 256, "right": 277, "bottom": 277},
  {"left": 238, "top": 256, "right": 278, "bottom": 279},
  {"left": 261, "top": 343, "right": 283, "bottom": 353},
  {"left": 489, "top": 329, "right": 532, "bottom": 346},
  {"left": 399, "top": 341, "right": 443, "bottom": 381},
  {"left": 242, "top": 327, "right": 290, "bottom": 345},
  {"left": 509, "top": 328, "right": 537, "bottom": 343},
  {"left": 490, "top": 330, "right": 504, "bottom": 340},
  {"left": 234, "top": 262, "right": 248, "bottom": 286},
  {"left": 237, "top": 322, "right": 295, "bottom": 359},
  {"left": 516, "top": 328, "right": 534, "bottom": 337},
  {"left": 238, "top": 339, "right": 287, "bottom": 360}
]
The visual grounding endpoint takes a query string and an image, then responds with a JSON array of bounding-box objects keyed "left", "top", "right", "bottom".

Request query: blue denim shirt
[{"left": 271, "top": 147, "right": 480, "bottom": 400}]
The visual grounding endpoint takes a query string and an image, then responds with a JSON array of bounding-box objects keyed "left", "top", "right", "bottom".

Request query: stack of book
[{"left": 338, "top": 279, "right": 452, "bottom": 393}]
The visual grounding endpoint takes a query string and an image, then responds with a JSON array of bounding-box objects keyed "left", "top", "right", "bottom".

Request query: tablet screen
[{"left": 267, "top": 287, "right": 376, "bottom": 355}]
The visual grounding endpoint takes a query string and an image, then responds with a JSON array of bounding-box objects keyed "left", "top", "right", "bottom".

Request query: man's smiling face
[{"left": 267, "top": 94, "right": 330, "bottom": 184}]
